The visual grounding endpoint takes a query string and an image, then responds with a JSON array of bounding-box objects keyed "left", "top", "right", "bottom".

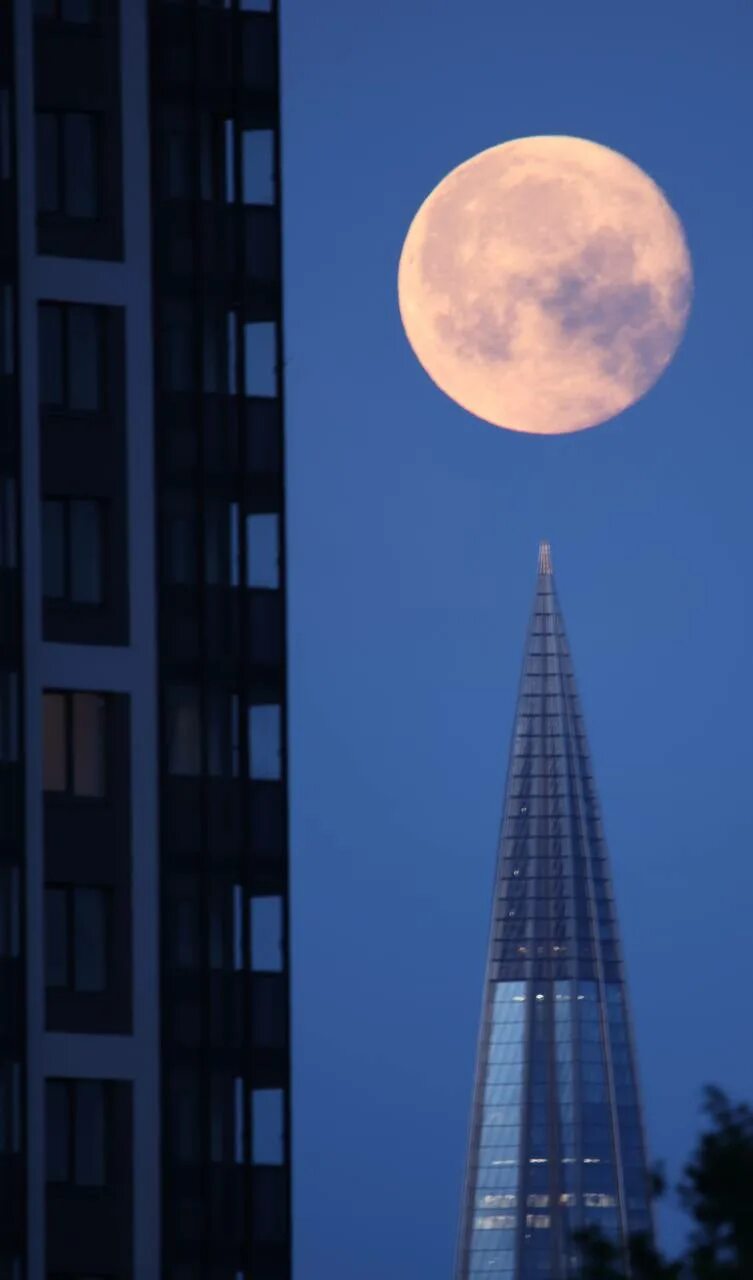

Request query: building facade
[
  {"left": 456, "top": 544, "right": 652, "bottom": 1279},
  {"left": 2, "top": 1, "right": 290, "bottom": 1277}
]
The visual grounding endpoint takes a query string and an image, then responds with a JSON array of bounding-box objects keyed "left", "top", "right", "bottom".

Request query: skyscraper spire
[{"left": 456, "top": 546, "right": 653, "bottom": 1279}]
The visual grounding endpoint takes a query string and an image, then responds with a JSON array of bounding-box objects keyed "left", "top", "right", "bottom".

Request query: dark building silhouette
[
  {"left": 0, "top": 2, "right": 290, "bottom": 1277},
  {"left": 456, "top": 544, "right": 652, "bottom": 1279}
]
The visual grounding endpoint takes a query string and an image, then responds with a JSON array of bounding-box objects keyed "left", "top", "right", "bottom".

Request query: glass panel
[
  {"left": 64, "top": 113, "right": 97, "bottom": 217},
  {"left": 0, "top": 285, "right": 13, "bottom": 375},
  {"left": 72, "top": 693, "right": 106, "bottom": 797},
  {"left": 251, "top": 1088, "right": 284, "bottom": 1164},
  {"left": 74, "top": 1081, "right": 105, "bottom": 1185},
  {"left": 0, "top": 867, "right": 19, "bottom": 959},
  {"left": 42, "top": 500, "right": 65, "bottom": 599},
  {"left": 242, "top": 129, "right": 275, "bottom": 204},
  {"left": 224, "top": 118, "right": 236, "bottom": 202},
  {"left": 74, "top": 888, "right": 106, "bottom": 992},
  {"left": 68, "top": 305, "right": 101, "bottom": 410},
  {"left": 166, "top": 685, "right": 201, "bottom": 775},
  {"left": 36, "top": 112, "right": 59, "bottom": 213},
  {"left": 246, "top": 513, "right": 279, "bottom": 588},
  {"left": 250, "top": 896, "right": 283, "bottom": 972},
  {"left": 62, "top": 0, "right": 95, "bottom": 20},
  {"left": 43, "top": 692, "right": 67, "bottom": 792},
  {"left": 0, "top": 476, "right": 17, "bottom": 569},
  {"left": 38, "top": 304, "right": 64, "bottom": 407},
  {"left": 248, "top": 704, "right": 281, "bottom": 780},
  {"left": 70, "top": 500, "right": 103, "bottom": 603},
  {"left": 161, "top": 106, "right": 191, "bottom": 200},
  {"left": 244, "top": 322, "right": 277, "bottom": 398},
  {"left": 162, "top": 300, "right": 193, "bottom": 391},
  {"left": 45, "top": 887, "right": 69, "bottom": 988},
  {"left": 46, "top": 1081, "right": 70, "bottom": 1181},
  {"left": 171, "top": 1069, "right": 199, "bottom": 1164},
  {"left": 0, "top": 89, "right": 10, "bottom": 182},
  {"left": 165, "top": 503, "right": 198, "bottom": 584}
]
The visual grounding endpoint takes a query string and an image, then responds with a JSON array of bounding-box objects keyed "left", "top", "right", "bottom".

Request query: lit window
[{"left": 43, "top": 690, "right": 106, "bottom": 797}]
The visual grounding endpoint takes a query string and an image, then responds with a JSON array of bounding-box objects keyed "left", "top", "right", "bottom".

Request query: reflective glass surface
[{"left": 457, "top": 554, "right": 652, "bottom": 1278}]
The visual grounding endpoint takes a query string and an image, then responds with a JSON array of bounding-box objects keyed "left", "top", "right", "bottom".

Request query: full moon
[{"left": 397, "top": 136, "right": 692, "bottom": 434}]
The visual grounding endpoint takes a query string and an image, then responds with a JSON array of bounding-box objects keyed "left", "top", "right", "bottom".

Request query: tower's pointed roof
[{"left": 456, "top": 544, "right": 653, "bottom": 1280}]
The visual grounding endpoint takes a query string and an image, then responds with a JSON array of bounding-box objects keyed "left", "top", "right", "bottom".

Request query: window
[
  {"left": 166, "top": 685, "right": 201, "bottom": 776},
  {"left": 248, "top": 704, "right": 281, "bottom": 780},
  {"left": 36, "top": 111, "right": 99, "bottom": 218},
  {"left": 159, "top": 105, "right": 192, "bottom": 201},
  {"left": 0, "top": 478, "right": 17, "bottom": 570},
  {"left": 0, "top": 672, "right": 19, "bottom": 763},
  {"left": 251, "top": 1089, "right": 284, "bottom": 1165},
  {"left": 246, "top": 513, "right": 279, "bottom": 588},
  {"left": 163, "top": 492, "right": 198, "bottom": 586},
  {"left": 43, "top": 691, "right": 106, "bottom": 797},
  {"left": 250, "top": 897, "right": 283, "bottom": 972},
  {"left": 45, "top": 885, "right": 108, "bottom": 992},
  {"left": 46, "top": 1079, "right": 106, "bottom": 1186},
  {"left": 242, "top": 130, "right": 275, "bottom": 205},
  {"left": 161, "top": 300, "right": 193, "bottom": 392},
  {"left": 43, "top": 498, "right": 104, "bottom": 605},
  {"left": 207, "top": 690, "right": 240, "bottom": 777},
  {"left": 34, "top": 0, "right": 97, "bottom": 19},
  {"left": 0, "top": 1062, "right": 21, "bottom": 1155},
  {"left": 0, "top": 866, "right": 20, "bottom": 959},
  {"left": 0, "top": 89, "right": 11, "bottom": 182},
  {"left": 38, "top": 303, "right": 104, "bottom": 411},
  {"left": 244, "top": 322, "right": 277, "bottom": 398},
  {"left": 0, "top": 285, "right": 14, "bottom": 375}
]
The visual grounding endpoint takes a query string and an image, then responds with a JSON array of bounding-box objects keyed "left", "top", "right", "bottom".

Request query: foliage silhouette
[{"left": 574, "top": 1088, "right": 753, "bottom": 1279}]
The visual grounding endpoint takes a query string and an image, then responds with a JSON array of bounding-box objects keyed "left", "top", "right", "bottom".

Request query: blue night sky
[{"left": 281, "top": 2, "right": 752, "bottom": 1275}]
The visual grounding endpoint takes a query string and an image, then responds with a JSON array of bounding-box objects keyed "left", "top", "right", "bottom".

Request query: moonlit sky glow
[{"left": 282, "top": 3, "right": 753, "bottom": 1278}]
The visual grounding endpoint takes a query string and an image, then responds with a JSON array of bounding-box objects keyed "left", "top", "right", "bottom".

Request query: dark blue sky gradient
[{"left": 281, "top": 2, "right": 753, "bottom": 1274}]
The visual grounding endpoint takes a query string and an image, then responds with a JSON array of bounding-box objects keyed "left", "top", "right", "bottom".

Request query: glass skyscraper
[{"left": 456, "top": 543, "right": 653, "bottom": 1279}]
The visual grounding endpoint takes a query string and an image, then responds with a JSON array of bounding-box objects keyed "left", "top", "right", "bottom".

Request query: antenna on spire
[{"left": 538, "top": 541, "right": 553, "bottom": 575}]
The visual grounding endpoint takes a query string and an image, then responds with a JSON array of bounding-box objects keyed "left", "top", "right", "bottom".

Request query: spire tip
[{"left": 538, "top": 541, "right": 553, "bottom": 575}]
